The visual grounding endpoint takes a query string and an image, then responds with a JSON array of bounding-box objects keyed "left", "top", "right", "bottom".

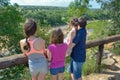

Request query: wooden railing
[{"left": 1, "top": 34, "right": 120, "bottom": 71}]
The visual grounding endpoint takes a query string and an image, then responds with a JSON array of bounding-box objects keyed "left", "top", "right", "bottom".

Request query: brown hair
[
  {"left": 23, "top": 19, "right": 37, "bottom": 51},
  {"left": 50, "top": 28, "right": 64, "bottom": 44},
  {"left": 78, "top": 17, "right": 87, "bottom": 28}
]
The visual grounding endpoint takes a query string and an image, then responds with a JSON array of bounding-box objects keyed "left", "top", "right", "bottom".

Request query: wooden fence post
[{"left": 97, "top": 44, "right": 104, "bottom": 72}]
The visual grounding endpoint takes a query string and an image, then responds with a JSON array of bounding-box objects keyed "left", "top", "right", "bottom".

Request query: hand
[{"left": 44, "top": 49, "right": 48, "bottom": 58}]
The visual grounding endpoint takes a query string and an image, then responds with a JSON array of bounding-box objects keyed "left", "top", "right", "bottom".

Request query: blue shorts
[
  {"left": 50, "top": 66, "right": 65, "bottom": 75},
  {"left": 67, "top": 60, "right": 84, "bottom": 79}
]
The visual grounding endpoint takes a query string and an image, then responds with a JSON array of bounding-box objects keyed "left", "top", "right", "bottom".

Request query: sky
[{"left": 10, "top": 0, "right": 101, "bottom": 8}]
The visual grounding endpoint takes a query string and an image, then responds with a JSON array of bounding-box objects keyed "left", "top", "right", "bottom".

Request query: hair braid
[{"left": 23, "top": 36, "right": 30, "bottom": 52}]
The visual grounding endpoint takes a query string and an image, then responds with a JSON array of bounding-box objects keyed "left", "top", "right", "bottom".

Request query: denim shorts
[
  {"left": 67, "top": 60, "right": 84, "bottom": 79},
  {"left": 50, "top": 66, "right": 65, "bottom": 75},
  {"left": 28, "top": 53, "right": 48, "bottom": 76}
]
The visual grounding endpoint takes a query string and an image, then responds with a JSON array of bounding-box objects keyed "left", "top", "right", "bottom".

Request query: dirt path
[{"left": 83, "top": 56, "right": 120, "bottom": 80}]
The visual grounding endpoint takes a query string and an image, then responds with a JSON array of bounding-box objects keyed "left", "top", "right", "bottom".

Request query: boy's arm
[
  {"left": 69, "top": 31, "right": 81, "bottom": 49},
  {"left": 68, "top": 43, "right": 75, "bottom": 53}
]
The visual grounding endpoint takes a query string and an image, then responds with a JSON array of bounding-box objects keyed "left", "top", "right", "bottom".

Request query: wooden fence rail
[{"left": 1, "top": 34, "right": 120, "bottom": 69}]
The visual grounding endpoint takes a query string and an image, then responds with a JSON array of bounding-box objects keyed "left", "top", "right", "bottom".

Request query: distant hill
[{"left": 20, "top": 5, "right": 67, "bottom": 10}]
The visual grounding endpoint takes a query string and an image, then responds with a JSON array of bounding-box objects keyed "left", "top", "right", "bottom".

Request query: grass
[
  {"left": 110, "top": 42, "right": 120, "bottom": 55},
  {"left": 82, "top": 49, "right": 98, "bottom": 76}
]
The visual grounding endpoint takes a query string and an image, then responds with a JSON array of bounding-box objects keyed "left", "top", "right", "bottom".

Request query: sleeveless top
[
  {"left": 25, "top": 38, "right": 45, "bottom": 56},
  {"left": 64, "top": 28, "right": 76, "bottom": 44},
  {"left": 24, "top": 38, "right": 47, "bottom": 65}
]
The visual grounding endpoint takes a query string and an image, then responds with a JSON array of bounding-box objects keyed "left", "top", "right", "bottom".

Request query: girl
[
  {"left": 20, "top": 19, "right": 48, "bottom": 80},
  {"left": 64, "top": 18, "right": 78, "bottom": 55},
  {"left": 47, "top": 28, "right": 68, "bottom": 80}
]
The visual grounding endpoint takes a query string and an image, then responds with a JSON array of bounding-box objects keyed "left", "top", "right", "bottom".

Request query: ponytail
[
  {"left": 23, "top": 19, "right": 37, "bottom": 52},
  {"left": 23, "top": 36, "right": 30, "bottom": 52},
  {"left": 70, "top": 18, "right": 79, "bottom": 31}
]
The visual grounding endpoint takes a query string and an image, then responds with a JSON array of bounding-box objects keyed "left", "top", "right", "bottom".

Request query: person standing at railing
[
  {"left": 47, "top": 28, "right": 68, "bottom": 80},
  {"left": 67, "top": 17, "right": 87, "bottom": 80},
  {"left": 64, "top": 18, "right": 79, "bottom": 56},
  {"left": 20, "top": 19, "right": 48, "bottom": 80}
]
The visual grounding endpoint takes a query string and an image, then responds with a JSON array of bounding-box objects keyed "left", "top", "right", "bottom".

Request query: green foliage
[
  {"left": 67, "top": 0, "right": 89, "bottom": 17},
  {"left": 97, "top": 0, "right": 120, "bottom": 57},
  {"left": 87, "top": 20, "right": 109, "bottom": 40},
  {"left": 36, "top": 25, "right": 51, "bottom": 46},
  {"left": 67, "top": 0, "right": 111, "bottom": 20},
  {"left": 109, "top": 0, "right": 120, "bottom": 34},
  {"left": 97, "top": 0, "right": 120, "bottom": 35},
  {"left": 82, "top": 48, "right": 106, "bottom": 75},
  {"left": 0, "top": 65, "right": 31, "bottom": 80},
  {"left": 110, "top": 42, "right": 120, "bottom": 55},
  {"left": 0, "top": 0, "right": 10, "bottom": 6},
  {"left": 20, "top": 6, "right": 68, "bottom": 27},
  {"left": 0, "top": 0, "right": 22, "bottom": 53},
  {"left": 85, "top": 9, "right": 110, "bottom": 20},
  {"left": 82, "top": 49, "right": 97, "bottom": 75}
]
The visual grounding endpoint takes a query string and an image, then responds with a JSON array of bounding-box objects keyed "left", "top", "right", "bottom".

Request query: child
[
  {"left": 47, "top": 28, "right": 68, "bottom": 80},
  {"left": 20, "top": 19, "right": 48, "bottom": 80},
  {"left": 64, "top": 18, "right": 78, "bottom": 55},
  {"left": 67, "top": 17, "right": 87, "bottom": 80}
]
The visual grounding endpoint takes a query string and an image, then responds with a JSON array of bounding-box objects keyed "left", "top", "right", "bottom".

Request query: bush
[
  {"left": 82, "top": 50, "right": 98, "bottom": 75},
  {"left": 110, "top": 42, "right": 120, "bottom": 55},
  {"left": 0, "top": 65, "right": 31, "bottom": 80},
  {"left": 87, "top": 20, "right": 109, "bottom": 40}
]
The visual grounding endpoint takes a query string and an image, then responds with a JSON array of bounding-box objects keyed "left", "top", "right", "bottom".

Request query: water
[{"left": 88, "top": 29, "right": 93, "bottom": 33}]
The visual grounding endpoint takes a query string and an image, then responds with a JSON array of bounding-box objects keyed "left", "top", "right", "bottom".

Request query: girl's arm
[
  {"left": 47, "top": 49, "right": 52, "bottom": 61},
  {"left": 66, "top": 30, "right": 76, "bottom": 56},
  {"left": 42, "top": 40, "right": 46, "bottom": 53},
  {"left": 68, "top": 30, "right": 76, "bottom": 48},
  {"left": 20, "top": 39, "right": 27, "bottom": 57},
  {"left": 42, "top": 40, "right": 48, "bottom": 58}
]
